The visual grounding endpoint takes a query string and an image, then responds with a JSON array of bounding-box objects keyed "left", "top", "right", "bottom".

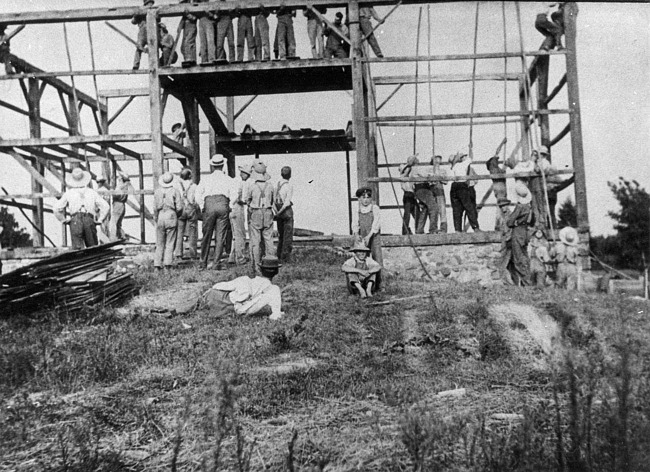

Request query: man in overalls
[
  {"left": 244, "top": 161, "right": 276, "bottom": 275},
  {"left": 154, "top": 172, "right": 182, "bottom": 269}
]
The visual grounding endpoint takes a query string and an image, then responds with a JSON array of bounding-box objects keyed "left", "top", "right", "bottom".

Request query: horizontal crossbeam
[
  {"left": 0, "top": 0, "right": 436, "bottom": 25},
  {"left": 2, "top": 189, "right": 155, "bottom": 200},
  {"left": 0, "top": 68, "right": 148, "bottom": 81},
  {"left": 0, "top": 134, "right": 151, "bottom": 148},
  {"left": 365, "top": 50, "right": 566, "bottom": 63},
  {"left": 377, "top": 117, "right": 523, "bottom": 128},
  {"left": 373, "top": 73, "right": 521, "bottom": 85},
  {"left": 369, "top": 109, "right": 570, "bottom": 123},
  {"left": 100, "top": 88, "right": 150, "bottom": 98}
]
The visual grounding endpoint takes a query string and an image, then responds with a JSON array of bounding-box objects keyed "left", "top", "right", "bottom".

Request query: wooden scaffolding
[{"left": 0, "top": 1, "right": 588, "bottom": 250}]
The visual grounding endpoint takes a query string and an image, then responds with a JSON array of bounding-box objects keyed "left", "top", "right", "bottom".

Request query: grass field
[{"left": 1, "top": 247, "right": 650, "bottom": 471}]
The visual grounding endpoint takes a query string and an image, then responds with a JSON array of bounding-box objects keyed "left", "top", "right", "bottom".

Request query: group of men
[
  {"left": 175, "top": 155, "right": 294, "bottom": 274},
  {"left": 52, "top": 168, "right": 134, "bottom": 250},
  {"left": 399, "top": 152, "right": 480, "bottom": 235},
  {"left": 498, "top": 182, "right": 579, "bottom": 289},
  {"left": 132, "top": 0, "right": 384, "bottom": 68}
]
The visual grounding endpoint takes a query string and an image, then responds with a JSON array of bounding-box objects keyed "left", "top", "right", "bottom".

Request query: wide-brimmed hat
[
  {"left": 514, "top": 181, "right": 532, "bottom": 204},
  {"left": 559, "top": 226, "right": 579, "bottom": 247},
  {"left": 251, "top": 161, "right": 271, "bottom": 181},
  {"left": 260, "top": 255, "right": 282, "bottom": 269},
  {"left": 405, "top": 154, "right": 419, "bottom": 167},
  {"left": 66, "top": 168, "right": 91, "bottom": 188},
  {"left": 238, "top": 164, "right": 252, "bottom": 175},
  {"left": 210, "top": 154, "right": 225, "bottom": 166},
  {"left": 540, "top": 145, "right": 550, "bottom": 156},
  {"left": 350, "top": 240, "right": 371, "bottom": 253},
  {"left": 143, "top": 0, "right": 154, "bottom": 5},
  {"left": 159, "top": 172, "right": 174, "bottom": 188}
]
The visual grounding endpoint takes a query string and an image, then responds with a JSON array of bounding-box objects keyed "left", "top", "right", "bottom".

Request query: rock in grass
[{"left": 437, "top": 387, "right": 466, "bottom": 398}]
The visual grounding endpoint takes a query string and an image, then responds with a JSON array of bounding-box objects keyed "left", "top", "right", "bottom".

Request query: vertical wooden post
[
  {"left": 225, "top": 97, "right": 236, "bottom": 177},
  {"left": 564, "top": 2, "right": 589, "bottom": 235},
  {"left": 181, "top": 94, "right": 201, "bottom": 184},
  {"left": 60, "top": 162, "right": 67, "bottom": 246},
  {"left": 99, "top": 97, "right": 112, "bottom": 183},
  {"left": 209, "top": 98, "right": 217, "bottom": 161},
  {"left": 349, "top": 1, "right": 371, "bottom": 195},
  {"left": 345, "top": 150, "right": 353, "bottom": 234},
  {"left": 27, "top": 78, "right": 44, "bottom": 246},
  {"left": 518, "top": 78, "right": 530, "bottom": 161},
  {"left": 536, "top": 56, "right": 550, "bottom": 149},
  {"left": 147, "top": 9, "right": 164, "bottom": 190},
  {"left": 138, "top": 157, "right": 146, "bottom": 243}
]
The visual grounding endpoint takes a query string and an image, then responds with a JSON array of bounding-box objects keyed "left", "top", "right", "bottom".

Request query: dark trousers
[
  {"left": 70, "top": 213, "right": 98, "bottom": 250},
  {"left": 200, "top": 195, "right": 230, "bottom": 266},
  {"left": 450, "top": 182, "right": 479, "bottom": 232},
  {"left": 276, "top": 207, "right": 294, "bottom": 261},
  {"left": 509, "top": 226, "right": 531, "bottom": 286},
  {"left": 535, "top": 13, "right": 563, "bottom": 49},
  {"left": 181, "top": 19, "right": 197, "bottom": 62},
  {"left": 402, "top": 191, "right": 419, "bottom": 235},
  {"left": 415, "top": 185, "right": 437, "bottom": 234}
]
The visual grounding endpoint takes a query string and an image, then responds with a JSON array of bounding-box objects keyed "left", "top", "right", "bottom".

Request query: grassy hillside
[{"left": 1, "top": 247, "right": 649, "bottom": 471}]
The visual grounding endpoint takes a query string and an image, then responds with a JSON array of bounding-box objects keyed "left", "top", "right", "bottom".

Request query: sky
[{"left": 0, "top": 1, "right": 648, "bottom": 244}]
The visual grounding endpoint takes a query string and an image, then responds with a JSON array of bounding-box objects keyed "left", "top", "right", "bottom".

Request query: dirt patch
[
  {"left": 489, "top": 302, "right": 563, "bottom": 370},
  {"left": 252, "top": 353, "right": 321, "bottom": 375}
]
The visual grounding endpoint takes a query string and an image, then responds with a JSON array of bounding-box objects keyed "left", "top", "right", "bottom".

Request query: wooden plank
[
  {"left": 0, "top": 198, "right": 53, "bottom": 213},
  {"left": 8, "top": 56, "right": 107, "bottom": 113},
  {"left": 8, "top": 151, "right": 61, "bottom": 195},
  {"left": 2, "top": 189, "right": 154, "bottom": 199},
  {"left": 107, "top": 96, "right": 136, "bottom": 126},
  {"left": 100, "top": 88, "right": 149, "bottom": 98},
  {"left": 545, "top": 73, "right": 567, "bottom": 106},
  {"left": 564, "top": 2, "right": 589, "bottom": 234},
  {"left": 147, "top": 10, "right": 164, "bottom": 189},
  {"left": 0, "top": 134, "right": 151, "bottom": 147},
  {"left": 368, "top": 168, "right": 575, "bottom": 183},
  {"left": 377, "top": 117, "right": 523, "bottom": 128},
  {"left": 0, "top": 0, "right": 439, "bottom": 25},
  {"left": 549, "top": 123, "right": 571, "bottom": 147},
  {"left": 164, "top": 57, "right": 350, "bottom": 76},
  {"left": 162, "top": 135, "right": 194, "bottom": 160},
  {"left": 364, "top": 50, "right": 566, "bottom": 63},
  {"left": 195, "top": 93, "right": 230, "bottom": 136},
  {"left": 0, "top": 68, "right": 149, "bottom": 81},
  {"left": 369, "top": 109, "right": 570, "bottom": 123},
  {"left": 0, "top": 99, "right": 72, "bottom": 133},
  {"left": 374, "top": 73, "right": 521, "bottom": 85}
]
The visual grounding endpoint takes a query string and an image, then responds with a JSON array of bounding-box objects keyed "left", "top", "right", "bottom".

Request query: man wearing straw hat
[
  {"left": 243, "top": 160, "right": 277, "bottom": 275},
  {"left": 54, "top": 168, "right": 110, "bottom": 250},
  {"left": 551, "top": 226, "right": 580, "bottom": 290},
  {"left": 195, "top": 155, "right": 238, "bottom": 269},
  {"left": 110, "top": 171, "right": 133, "bottom": 242},
  {"left": 153, "top": 172, "right": 182, "bottom": 269},
  {"left": 504, "top": 181, "right": 533, "bottom": 286},
  {"left": 449, "top": 151, "right": 480, "bottom": 233}
]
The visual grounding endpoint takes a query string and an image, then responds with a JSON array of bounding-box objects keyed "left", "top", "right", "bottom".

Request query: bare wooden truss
[{"left": 0, "top": 1, "right": 587, "bottom": 247}]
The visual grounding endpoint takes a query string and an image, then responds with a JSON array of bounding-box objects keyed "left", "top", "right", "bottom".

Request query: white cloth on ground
[{"left": 212, "top": 275, "right": 283, "bottom": 318}]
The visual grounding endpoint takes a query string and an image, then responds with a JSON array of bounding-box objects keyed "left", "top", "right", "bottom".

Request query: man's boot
[{"left": 440, "top": 222, "right": 448, "bottom": 233}]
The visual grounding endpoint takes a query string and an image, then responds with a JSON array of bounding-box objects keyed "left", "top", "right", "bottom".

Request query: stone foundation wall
[{"left": 384, "top": 243, "right": 503, "bottom": 286}]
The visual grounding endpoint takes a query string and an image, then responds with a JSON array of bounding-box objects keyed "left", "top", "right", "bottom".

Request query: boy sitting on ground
[
  {"left": 342, "top": 240, "right": 382, "bottom": 299},
  {"left": 201, "top": 255, "right": 284, "bottom": 319}
]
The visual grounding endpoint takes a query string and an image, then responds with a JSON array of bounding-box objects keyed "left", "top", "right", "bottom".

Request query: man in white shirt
[
  {"left": 449, "top": 152, "right": 480, "bottom": 233},
  {"left": 195, "top": 155, "right": 238, "bottom": 269},
  {"left": 54, "top": 168, "right": 110, "bottom": 250},
  {"left": 228, "top": 164, "right": 251, "bottom": 265},
  {"left": 202, "top": 255, "right": 284, "bottom": 319},
  {"left": 275, "top": 166, "right": 294, "bottom": 262}
]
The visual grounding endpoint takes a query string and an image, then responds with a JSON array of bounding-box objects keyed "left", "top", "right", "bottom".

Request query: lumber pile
[{"left": 0, "top": 241, "right": 137, "bottom": 316}]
